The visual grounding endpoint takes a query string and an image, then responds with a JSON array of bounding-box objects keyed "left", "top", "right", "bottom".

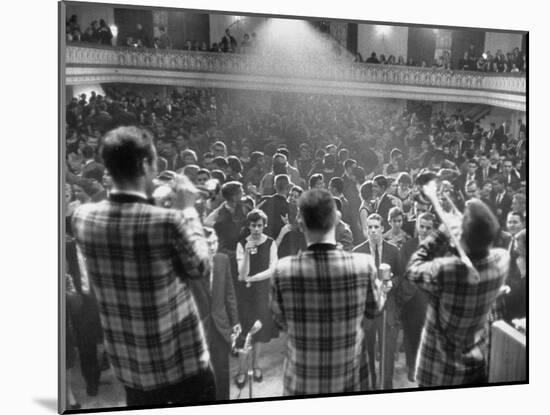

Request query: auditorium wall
[
  {"left": 357, "top": 24, "right": 408, "bottom": 61},
  {"left": 167, "top": 11, "right": 210, "bottom": 50},
  {"left": 484, "top": 32, "right": 524, "bottom": 55}
]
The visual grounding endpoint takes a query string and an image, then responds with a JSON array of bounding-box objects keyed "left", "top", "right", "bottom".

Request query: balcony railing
[{"left": 66, "top": 44, "right": 525, "bottom": 94}]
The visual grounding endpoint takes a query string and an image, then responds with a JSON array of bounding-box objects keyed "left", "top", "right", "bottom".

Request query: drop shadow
[{"left": 34, "top": 398, "right": 58, "bottom": 412}]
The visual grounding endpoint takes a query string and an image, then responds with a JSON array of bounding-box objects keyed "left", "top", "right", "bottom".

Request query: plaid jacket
[
  {"left": 405, "top": 231, "right": 509, "bottom": 387},
  {"left": 71, "top": 194, "right": 211, "bottom": 391},
  {"left": 270, "top": 243, "right": 381, "bottom": 395}
]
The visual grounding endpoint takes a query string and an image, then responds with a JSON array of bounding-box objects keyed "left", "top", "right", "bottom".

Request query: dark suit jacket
[
  {"left": 493, "top": 190, "right": 513, "bottom": 226},
  {"left": 210, "top": 253, "right": 239, "bottom": 343},
  {"left": 82, "top": 160, "right": 105, "bottom": 182},
  {"left": 375, "top": 193, "right": 395, "bottom": 232},
  {"left": 258, "top": 194, "right": 289, "bottom": 239},
  {"left": 398, "top": 237, "right": 429, "bottom": 324},
  {"left": 505, "top": 170, "right": 521, "bottom": 191},
  {"left": 456, "top": 171, "right": 482, "bottom": 192},
  {"left": 352, "top": 240, "right": 403, "bottom": 326},
  {"left": 403, "top": 219, "right": 417, "bottom": 239},
  {"left": 478, "top": 166, "right": 499, "bottom": 183}
]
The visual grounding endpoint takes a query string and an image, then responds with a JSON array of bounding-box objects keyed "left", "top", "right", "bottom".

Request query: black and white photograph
[{"left": 57, "top": 0, "right": 530, "bottom": 413}]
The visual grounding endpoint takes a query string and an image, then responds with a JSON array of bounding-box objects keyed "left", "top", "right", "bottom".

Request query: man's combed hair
[
  {"left": 100, "top": 126, "right": 155, "bottom": 183},
  {"left": 298, "top": 189, "right": 337, "bottom": 232},
  {"left": 221, "top": 181, "right": 243, "bottom": 201},
  {"left": 309, "top": 173, "right": 323, "bottom": 189}
]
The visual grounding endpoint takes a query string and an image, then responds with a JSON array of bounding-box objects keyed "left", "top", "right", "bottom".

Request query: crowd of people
[
  {"left": 457, "top": 46, "right": 526, "bottom": 73},
  {"left": 66, "top": 14, "right": 113, "bottom": 45},
  {"left": 64, "top": 85, "right": 527, "bottom": 409},
  {"left": 66, "top": 13, "right": 525, "bottom": 74},
  {"left": 357, "top": 46, "right": 526, "bottom": 73}
]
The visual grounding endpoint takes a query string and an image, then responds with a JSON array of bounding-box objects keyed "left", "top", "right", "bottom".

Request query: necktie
[{"left": 375, "top": 244, "right": 381, "bottom": 269}]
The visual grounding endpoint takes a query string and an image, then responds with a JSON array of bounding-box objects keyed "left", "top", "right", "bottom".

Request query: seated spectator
[
  {"left": 156, "top": 26, "right": 172, "bottom": 50},
  {"left": 97, "top": 19, "right": 113, "bottom": 46},
  {"left": 366, "top": 52, "right": 380, "bottom": 64}
]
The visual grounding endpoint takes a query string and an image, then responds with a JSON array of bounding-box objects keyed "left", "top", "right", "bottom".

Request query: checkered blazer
[
  {"left": 270, "top": 243, "right": 381, "bottom": 395},
  {"left": 405, "top": 231, "right": 510, "bottom": 387},
  {"left": 71, "top": 194, "right": 212, "bottom": 391}
]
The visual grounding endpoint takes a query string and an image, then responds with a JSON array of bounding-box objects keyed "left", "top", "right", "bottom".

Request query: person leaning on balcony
[
  {"left": 221, "top": 28, "right": 238, "bottom": 53},
  {"left": 366, "top": 52, "right": 380, "bottom": 64},
  {"left": 97, "top": 19, "right": 113, "bottom": 46},
  {"left": 156, "top": 26, "right": 172, "bottom": 50}
]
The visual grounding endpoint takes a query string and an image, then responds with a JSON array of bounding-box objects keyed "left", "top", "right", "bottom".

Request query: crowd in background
[
  {"left": 66, "top": 13, "right": 526, "bottom": 74},
  {"left": 357, "top": 46, "right": 526, "bottom": 72},
  {"left": 65, "top": 85, "right": 527, "bottom": 405},
  {"left": 66, "top": 14, "right": 113, "bottom": 45}
]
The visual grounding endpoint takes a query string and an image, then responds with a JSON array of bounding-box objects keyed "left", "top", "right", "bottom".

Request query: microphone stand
[
  {"left": 231, "top": 321, "right": 262, "bottom": 399},
  {"left": 380, "top": 309, "right": 387, "bottom": 389}
]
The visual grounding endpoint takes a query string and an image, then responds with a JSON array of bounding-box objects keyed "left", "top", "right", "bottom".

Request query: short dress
[{"left": 236, "top": 236, "right": 279, "bottom": 344}]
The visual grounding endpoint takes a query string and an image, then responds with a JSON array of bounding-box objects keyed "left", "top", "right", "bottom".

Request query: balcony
[{"left": 64, "top": 44, "right": 526, "bottom": 111}]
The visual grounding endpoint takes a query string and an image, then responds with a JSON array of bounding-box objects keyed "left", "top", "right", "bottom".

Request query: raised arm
[
  {"left": 172, "top": 174, "right": 211, "bottom": 281},
  {"left": 173, "top": 209, "right": 211, "bottom": 280}
]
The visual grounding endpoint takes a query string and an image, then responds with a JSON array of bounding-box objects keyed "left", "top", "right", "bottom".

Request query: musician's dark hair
[
  {"left": 461, "top": 198, "right": 500, "bottom": 259},
  {"left": 100, "top": 126, "right": 156, "bottom": 183},
  {"left": 298, "top": 189, "right": 337, "bottom": 232}
]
